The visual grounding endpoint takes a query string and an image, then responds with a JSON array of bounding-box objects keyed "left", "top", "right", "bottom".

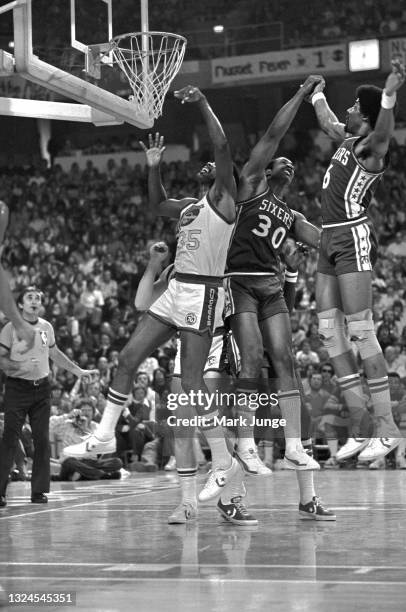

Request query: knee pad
[
  {"left": 347, "top": 309, "right": 381, "bottom": 360},
  {"left": 318, "top": 308, "right": 352, "bottom": 358}
]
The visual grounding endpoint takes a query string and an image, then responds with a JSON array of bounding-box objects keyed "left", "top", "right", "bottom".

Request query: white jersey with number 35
[{"left": 174, "top": 194, "right": 234, "bottom": 277}]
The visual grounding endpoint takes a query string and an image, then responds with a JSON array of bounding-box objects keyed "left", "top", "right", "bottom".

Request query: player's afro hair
[{"left": 356, "top": 85, "right": 383, "bottom": 129}]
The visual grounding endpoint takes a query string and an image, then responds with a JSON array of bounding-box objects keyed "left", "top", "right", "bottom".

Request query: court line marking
[
  {"left": 0, "top": 485, "right": 179, "bottom": 521},
  {"left": 43, "top": 506, "right": 370, "bottom": 512},
  {"left": 3, "top": 563, "right": 406, "bottom": 570},
  {"left": 1, "top": 577, "right": 406, "bottom": 585}
]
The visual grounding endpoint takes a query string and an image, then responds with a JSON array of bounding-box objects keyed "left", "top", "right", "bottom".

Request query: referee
[{"left": 0, "top": 286, "right": 98, "bottom": 507}]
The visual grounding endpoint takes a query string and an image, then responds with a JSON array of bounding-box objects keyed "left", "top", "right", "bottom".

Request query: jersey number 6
[{"left": 322, "top": 164, "right": 333, "bottom": 189}]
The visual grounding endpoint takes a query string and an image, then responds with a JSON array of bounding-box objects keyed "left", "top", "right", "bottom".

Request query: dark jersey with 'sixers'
[
  {"left": 226, "top": 186, "right": 295, "bottom": 275},
  {"left": 321, "top": 136, "right": 385, "bottom": 227}
]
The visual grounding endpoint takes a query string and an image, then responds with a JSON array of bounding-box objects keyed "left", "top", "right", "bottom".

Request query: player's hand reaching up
[
  {"left": 78, "top": 369, "right": 99, "bottom": 383},
  {"left": 384, "top": 59, "right": 406, "bottom": 96},
  {"left": 174, "top": 86, "right": 205, "bottom": 104},
  {"left": 300, "top": 75, "right": 325, "bottom": 101},
  {"left": 149, "top": 242, "right": 169, "bottom": 265},
  {"left": 139, "top": 132, "right": 166, "bottom": 167}
]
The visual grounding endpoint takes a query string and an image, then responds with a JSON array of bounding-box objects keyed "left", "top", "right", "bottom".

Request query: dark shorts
[
  {"left": 225, "top": 275, "right": 288, "bottom": 321},
  {"left": 317, "top": 221, "right": 378, "bottom": 276}
]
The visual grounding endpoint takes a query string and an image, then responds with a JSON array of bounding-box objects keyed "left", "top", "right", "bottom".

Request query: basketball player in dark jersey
[
  {"left": 225, "top": 75, "right": 323, "bottom": 472},
  {"left": 310, "top": 60, "right": 405, "bottom": 463}
]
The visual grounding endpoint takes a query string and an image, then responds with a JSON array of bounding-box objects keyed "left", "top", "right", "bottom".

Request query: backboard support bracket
[{"left": 0, "top": 97, "right": 123, "bottom": 125}]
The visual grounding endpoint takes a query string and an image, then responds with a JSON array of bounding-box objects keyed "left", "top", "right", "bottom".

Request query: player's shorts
[
  {"left": 224, "top": 274, "right": 288, "bottom": 321},
  {"left": 317, "top": 220, "right": 378, "bottom": 276},
  {"left": 173, "top": 328, "right": 229, "bottom": 377},
  {"left": 148, "top": 274, "right": 224, "bottom": 335}
]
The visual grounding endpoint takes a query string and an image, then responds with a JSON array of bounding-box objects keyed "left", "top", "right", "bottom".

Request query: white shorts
[
  {"left": 173, "top": 331, "right": 228, "bottom": 377},
  {"left": 149, "top": 276, "right": 224, "bottom": 335}
]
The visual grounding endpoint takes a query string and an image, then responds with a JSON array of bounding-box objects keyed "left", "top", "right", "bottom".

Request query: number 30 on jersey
[{"left": 252, "top": 214, "right": 286, "bottom": 248}]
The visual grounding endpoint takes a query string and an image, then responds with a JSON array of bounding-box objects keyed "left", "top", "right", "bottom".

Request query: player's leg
[
  {"left": 260, "top": 312, "right": 319, "bottom": 470},
  {"left": 337, "top": 271, "right": 400, "bottom": 459},
  {"left": 64, "top": 314, "right": 174, "bottom": 457},
  {"left": 168, "top": 376, "right": 198, "bottom": 524},
  {"left": 0, "top": 267, "right": 35, "bottom": 353},
  {"left": 206, "top": 363, "right": 258, "bottom": 526},
  {"left": 180, "top": 330, "right": 238, "bottom": 502},
  {"left": 316, "top": 271, "right": 370, "bottom": 460},
  {"left": 229, "top": 312, "right": 270, "bottom": 473}
]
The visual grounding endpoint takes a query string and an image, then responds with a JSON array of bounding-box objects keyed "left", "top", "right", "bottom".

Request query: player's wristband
[
  {"left": 285, "top": 270, "right": 298, "bottom": 284},
  {"left": 381, "top": 91, "right": 396, "bottom": 109},
  {"left": 311, "top": 92, "right": 326, "bottom": 106}
]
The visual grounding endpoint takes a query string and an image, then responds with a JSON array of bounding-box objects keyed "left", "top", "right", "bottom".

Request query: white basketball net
[{"left": 109, "top": 32, "right": 187, "bottom": 126}]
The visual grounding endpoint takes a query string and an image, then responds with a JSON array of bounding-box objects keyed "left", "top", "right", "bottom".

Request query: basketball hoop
[{"left": 103, "top": 31, "right": 187, "bottom": 126}]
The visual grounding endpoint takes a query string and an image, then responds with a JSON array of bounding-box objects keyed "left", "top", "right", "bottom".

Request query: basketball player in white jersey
[
  {"left": 65, "top": 86, "right": 239, "bottom": 492},
  {"left": 135, "top": 242, "right": 256, "bottom": 525}
]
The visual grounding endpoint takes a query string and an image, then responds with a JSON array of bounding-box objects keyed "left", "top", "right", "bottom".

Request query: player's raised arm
[
  {"left": 134, "top": 242, "right": 170, "bottom": 311},
  {"left": 174, "top": 86, "right": 236, "bottom": 222},
  {"left": 0, "top": 265, "right": 35, "bottom": 352},
  {"left": 310, "top": 79, "right": 346, "bottom": 143},
  {"left": 140, "top": 132, "right": 196, "bottom": 219},
  {"left": 356, "top": 60, "right": 405, "bottom": 164},
  {"left": 242, "top": 75, "right": 323, "bottom": 182}
]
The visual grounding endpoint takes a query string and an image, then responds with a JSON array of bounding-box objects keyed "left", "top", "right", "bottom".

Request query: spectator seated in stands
[
  {"left": 296, "top": 339, "right": 320, "bottom": 377},
  {"left": 115, "top": 385, "right": 155, "bottom": 467},
  {"left": 56, "top": 400, "right": 123, "bottom": 481}
]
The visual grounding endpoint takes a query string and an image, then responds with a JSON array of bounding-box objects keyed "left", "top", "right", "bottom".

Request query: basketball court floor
[{"left": 1, "top": 470, "right": 405, "bottom": 611}]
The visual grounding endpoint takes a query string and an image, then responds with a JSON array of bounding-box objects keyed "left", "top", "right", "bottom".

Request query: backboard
[{"left": 0, "top": 0, "right": 186, "bottom": 128}]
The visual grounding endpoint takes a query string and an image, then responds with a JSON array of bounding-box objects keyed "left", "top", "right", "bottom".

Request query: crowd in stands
[
  {"left": 1, "top": 127, "right": 406, "bottom": 477},
  {"left": 22, "top": 0, "right": 406, "bottom": 66}
]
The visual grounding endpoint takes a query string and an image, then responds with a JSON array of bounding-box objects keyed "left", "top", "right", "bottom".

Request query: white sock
[
  {"left": 221, "top": 464, "right": 245, "bottom": 504},
  {"left": 234, "top": 385, "right": 257, "bottom": 452},
  {"left": 177, "top": 467, "right": 197, "bottom": 505},
  {"left": 368, "top": 377, "right": 398, "bottom": 435},
  {"left": 327, "top": 439, "right": 338, "bottom": 458},
  {"left": 97, "top": 389, "right": 128, "bottom": 440},
  {"left": 202, "top": 416, "right": 232, "bottom": 470},
  {"left": 337, "top": 374, "right": 367, "bottom": 436},
  {"left": 297, "top": 440, "right": 316, "bottom": 504},
  {"left": 263, "top": 441, "right": 274, "bottom": 463},
  {"left": 236, "top": 436, "right": 257, "bottom": 453},
  {"left": 296, "top": 471, "right": 315, "bottom": 505},
  {"left": 278, "top": 390, "right": 301, "bottom": 454}
]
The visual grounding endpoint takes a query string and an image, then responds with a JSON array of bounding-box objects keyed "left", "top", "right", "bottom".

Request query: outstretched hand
[
  {"left": 174, "top": 86, "right": 205, "bottom": 104},
  {"left": 79, "top": 369, "right": 99, "bottom": 383},
  {"left": 139, "top": 132, "right": 166, "bottom": 167},
  {"left": 385, "top": 58, "right": 406, "bottom": 96}
]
